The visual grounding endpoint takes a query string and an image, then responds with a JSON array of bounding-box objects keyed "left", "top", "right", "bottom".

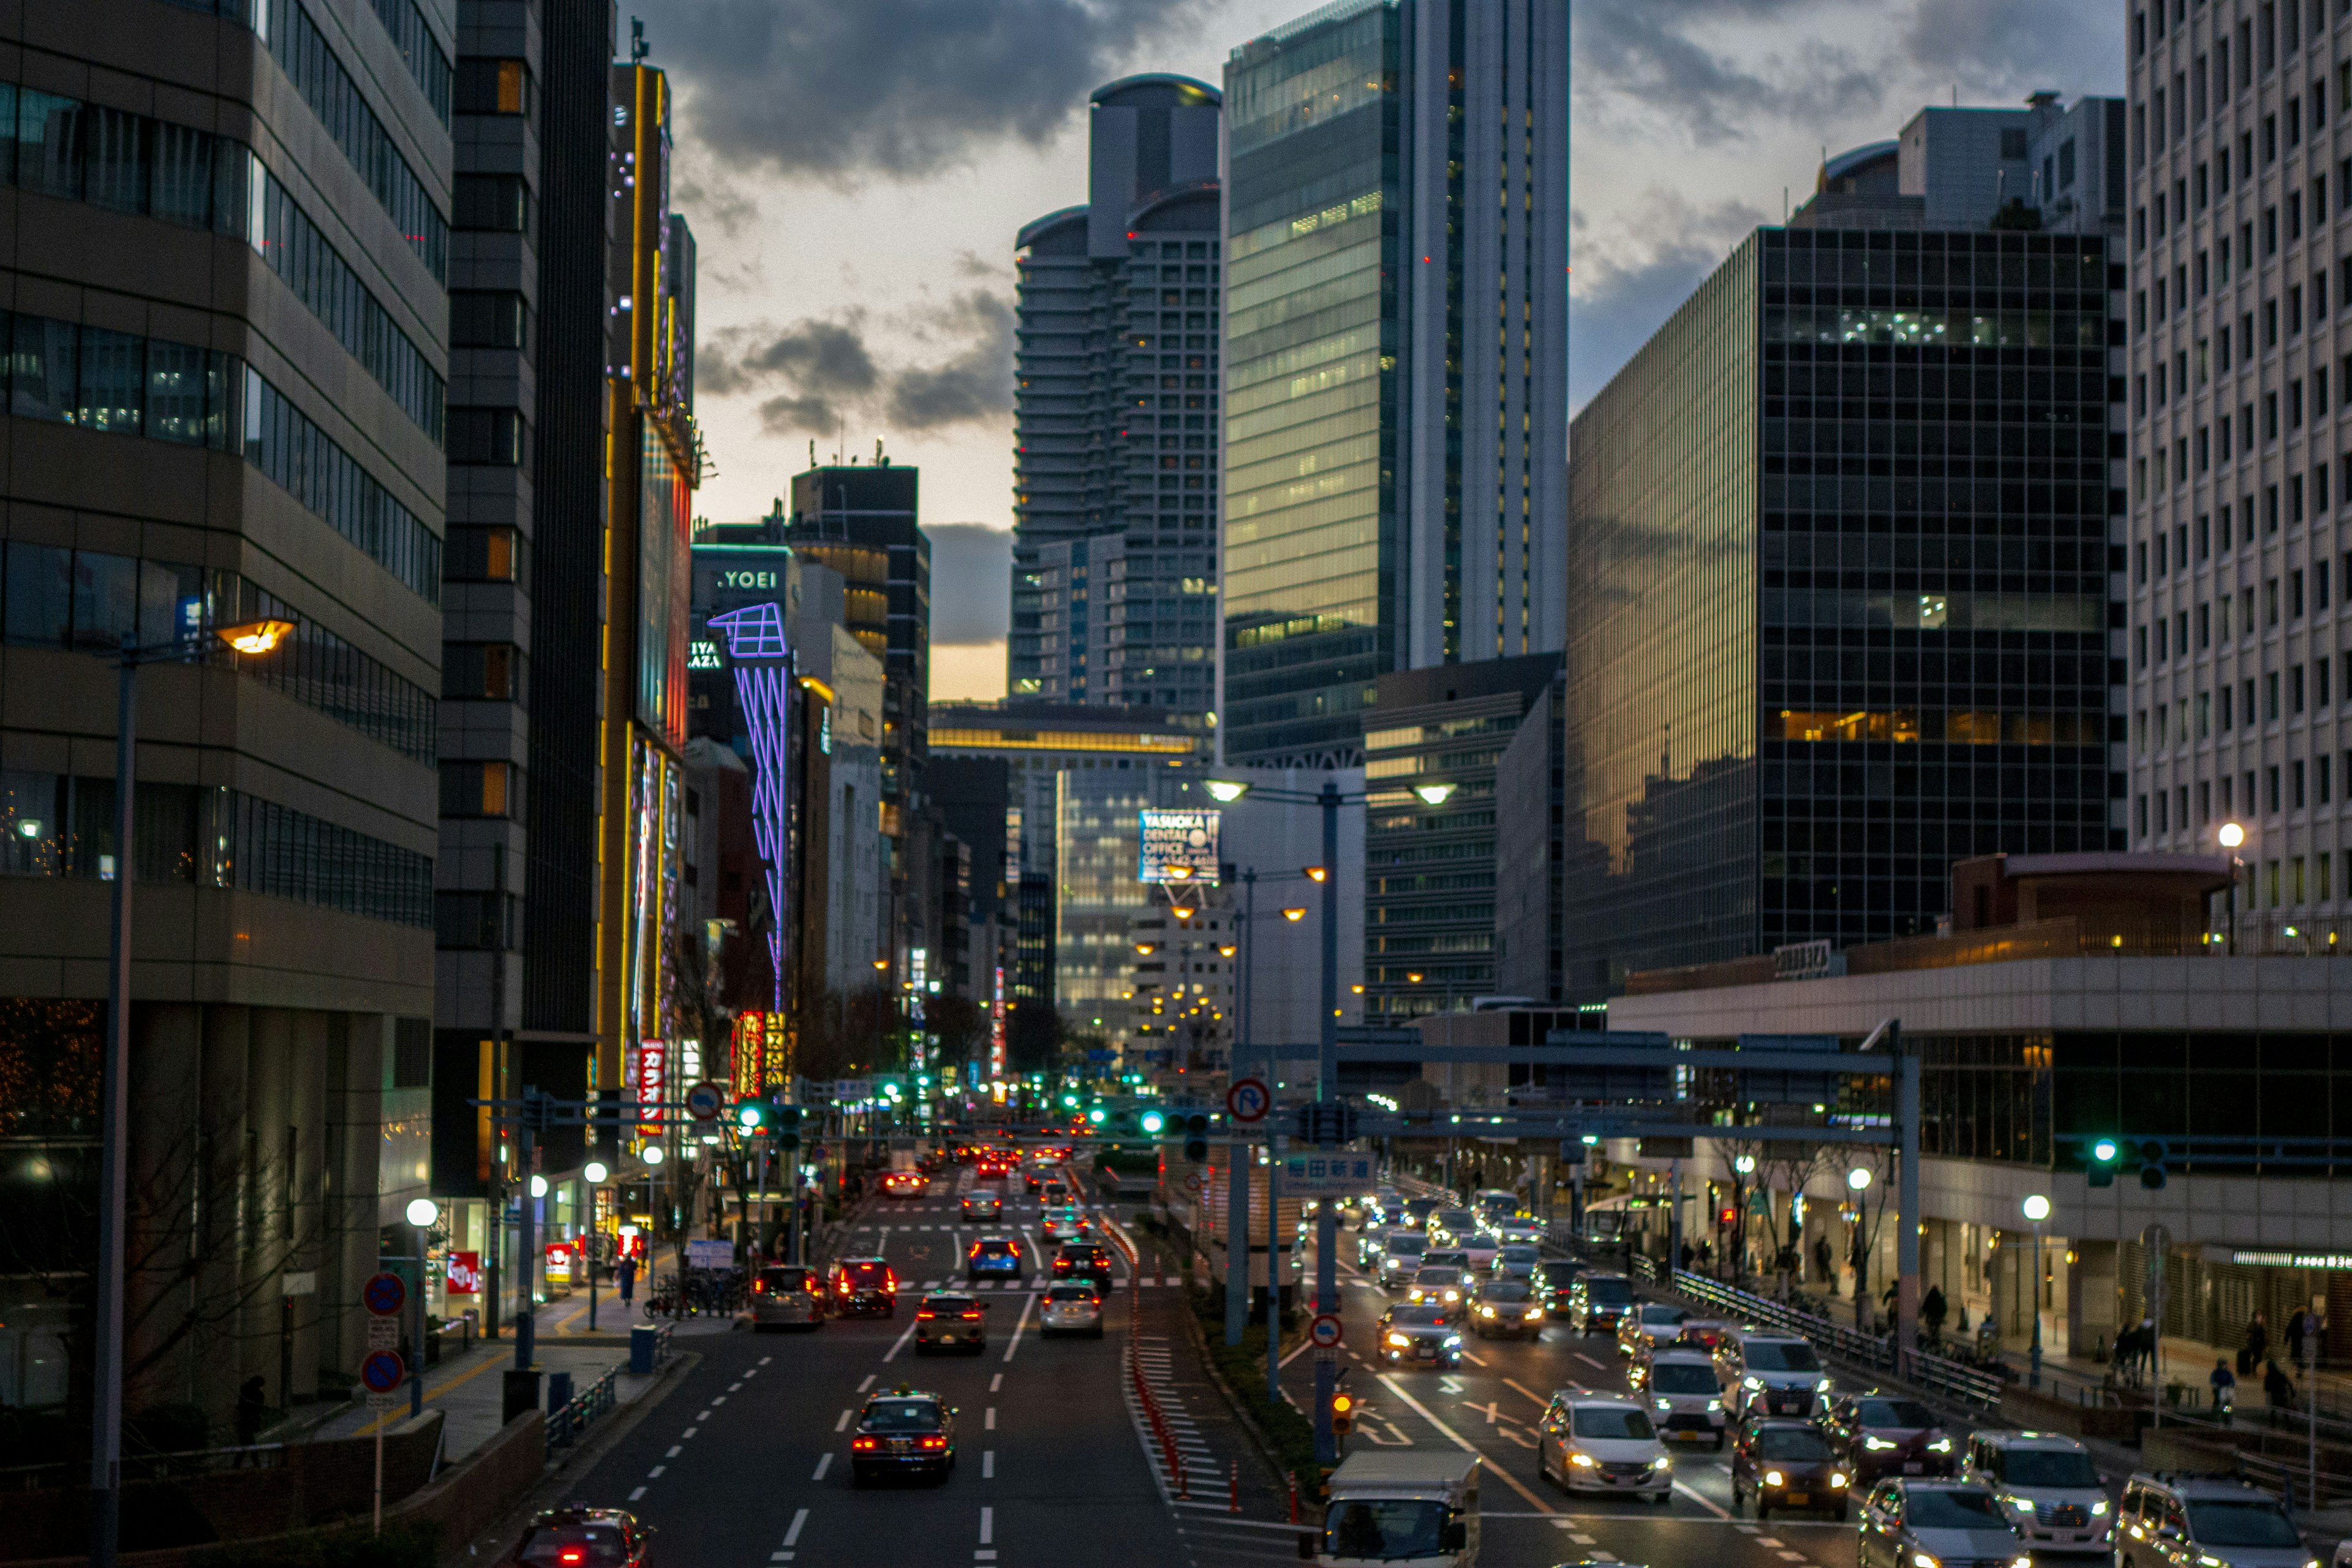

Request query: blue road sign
[
  {"left": 359, "top": 1349, "right": 405, "bottom": 1393},
  {"left": 362, "top": 1271, "right": 407, "bottom": 1317}
]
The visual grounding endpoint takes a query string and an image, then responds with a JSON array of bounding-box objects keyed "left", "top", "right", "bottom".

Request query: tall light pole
[
  {"left": 91, "top": 616, "right": 292, "bottom": 1568},
  {"left": 404, "top": 1198, "right": 439, "bottom": 1419},
  {"left": 1204, "top": 774, "right": 1454, "bottom": 1463},
  {"left": 2022, "top": 1193, "right": 2051, "bottom": 1389},
  {"left": 2218, "top": 821, "right": 2246, "bottom": 954},
  {"left": 582, "top": 1161, "right": 609, "bottom": 1330}
]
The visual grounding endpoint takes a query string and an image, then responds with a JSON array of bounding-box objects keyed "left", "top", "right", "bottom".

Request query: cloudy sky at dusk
[{"left": 638, "top": 0, "right": 2122, "bottom": 703}]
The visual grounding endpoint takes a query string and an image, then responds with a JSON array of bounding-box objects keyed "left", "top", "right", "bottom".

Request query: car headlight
[
  {"left": 1763, "top": 1470, "right": 1785, "bottom": 1487},
  {"left": 2195, "top": 1557, "right": 2225, "bottom": 1567},
  {"left": 1444, "top": 1290, "right": 1460, "bottom": 1302},
  {"left": 1830, "top": 1472, "right": 1848, "bottom": 1488},
  {"left": 1655, "top": 1398, "right": 1672, "bottom": 1411},
  {"left": 2006, "top": 1495, "right": 2034, "bottom": 1512},
  {"left": 1524, "top": 1307, "right": 1543, "bottom": 1319},
  {"left": 1743, "top": 1376, "right": 1762, "bottom": 1390},
  {"left": 1926, "top": 1436, "right": 1952, "bottom": 1453},
  {"left": 2089, "top": 1500, "right": 2108, "bottom": 1517},
  {"left": 2011, "top": 1559, "right": 2032, "bottom": 1568},
  {"left": 1651, "top": 1456, "right": 1672, "bottom": 1470},
  {"left": 1444, "top": 1335, "right": 1462, "bottom": 1346},
  {"left": 1863, "top": 1435, "right": 1898, "bottom": 1450},
  {"left": 1479, "top": 1306, "right": 1494, "bottom": 1316},
  {"left": 1912, "top": 1555, "right": 1940, "bottom": 1568},
  {"left": 1387, "top": 1333, "right": 1409, "bottom": 1348},
  {"left": 1706, "top": 1398, "right": 1722, "bottom": 1412},
  {"left": 1814, "top": 1377, "right": 1831, "bottom": 1392},
  {"left": 1570, "top": 1452, "right": 1596, "bottom": 1468}
]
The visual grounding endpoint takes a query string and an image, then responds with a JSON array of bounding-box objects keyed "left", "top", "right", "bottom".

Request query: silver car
[
  {"left": 1855, "top": 1480, "right": 2027, "bottom": 1568},
  {"left": 1375, "top": 1234, "right": 1429, "bottom": 1287},
  {"left": 750, "top": 1263, "right": 826, "bottom": 1330},
  {"left": 1038, "top": 1281, "right": 1104, "bottom": 1338}
]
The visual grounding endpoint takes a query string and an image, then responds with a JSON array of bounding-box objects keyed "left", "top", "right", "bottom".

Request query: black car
[
  {"left": 512, "top": 1508, "right": 647, "bottom": 1567},
  {"left": 1820, "top": 1392, "right": 1955, "bottom": 1485},
  {"left": 1468, "top": 1278, "right": 1544, "bottom": 1340},
  {"left": 1730, "top": 1417, "right": 1851, "bottom": 1521},
  {"left": 1566, "top": 1272, "right": 1634, "bottom": 1335},
  {"left": 1053, "top": 1240, "right": 1115, "bottom": 1287},
  {"left": 850, "top": 1389, "right": 958, "bottom": 1485}
]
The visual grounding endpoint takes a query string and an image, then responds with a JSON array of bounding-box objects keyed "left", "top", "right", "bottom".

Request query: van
[
  {"left": 1717, "top": 1329, "right": 1830, "bottom": 1418},
  {"left": 1300, "top": 1450, "right": 1479, "bottom": 1566},
  {"left": 1959, "top": 1430, "right": 2108, "bottom": 1551},
  {"left": 2116, "top": 1469, "right": 2306, "bottom": 1568}
]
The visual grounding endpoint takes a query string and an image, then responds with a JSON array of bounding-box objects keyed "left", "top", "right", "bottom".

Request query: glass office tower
[{"left": 1562, "top": 227, "right": 2121, "bottom": 995}]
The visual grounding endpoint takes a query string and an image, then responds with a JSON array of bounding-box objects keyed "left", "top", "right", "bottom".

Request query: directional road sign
[
  {"left": 1226, "top": 1077, "right": 1270, "bottom": 1124},
  {"left": 359, "top": 1349, "right": 405, "bottom": 1393},
  {"left": 1309, "top": 1313, "right": 1344, "bottom": 1349},
  {"left": 685, "top": 1081, "right": 725, "bottom": 1122},
  {"left": 362, "top": 1272, "right": 407, "bottom": 1317}
]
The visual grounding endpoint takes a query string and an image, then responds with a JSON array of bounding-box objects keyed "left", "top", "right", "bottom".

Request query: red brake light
[
  {"left": 917, "top": 1310, "right": 937, "bottom": 1319},
  {"left": 919, "top": 1434, "right": 948, "bottom": 1450},
  {"left": 853, "top": 1436, "right": 878, "bottom": 1451},
  {"left": 560, "top": 1551, "right": 584, "bottom": 1565},
  {"left": 961, "top": 1310, "right": 982, "bottom": 1321}
]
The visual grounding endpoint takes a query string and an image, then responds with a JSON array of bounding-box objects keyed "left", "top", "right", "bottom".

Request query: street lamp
[
  {"left": 2218, "top": 821, "right": 2247, "bottom": 954},
  {"left": 641, "top": 1144, "right": 666, "bottom": 1166},
  {"left": 402, "top": 1198, "right": 438, "bottom": 1418},
  {"left": 89, "top": 616, "right": 295, "bottom": 1568},
  {"left": 582, "top": 1161, "right": 610, "bottom": 1329},
  {"left": 1846, "top": 1166, "right": 1871, "bottom": 1191},
  {"left": 1734, "top": 1155, "right": 1757, "bottom": 1174},
  {"left": 2022, "top": 1194, "right": 2051, "bottom": 1387}
]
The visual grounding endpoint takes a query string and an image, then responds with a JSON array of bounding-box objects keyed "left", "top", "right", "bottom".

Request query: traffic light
[
  {"left": 1183, "top": 1112, "right": 1210, "bottom": 1163},
  {"left": 2138, "top": 1137, "right": 2169, "bottom": 1191},
  {"left": 775, "top": 1105, "right": 804, "bottom": 1152},
  {"left": 1330, "top": 1390, "right": 1355, "bottom": 1437},
  {"left": 1139, "top": 1109, "right": 1167, "bottom": 1135},
  {"left": 2086, "top": 1136, "right": 2122, "bottom": 1188},
  {"left": 736, "top": 1100, "right": 769, "bottom": 1133}
]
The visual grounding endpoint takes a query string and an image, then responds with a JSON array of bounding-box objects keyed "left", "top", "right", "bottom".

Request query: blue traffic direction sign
[
  {"left": 362, "top": 1271, "right": 407, "bottom": 1316},
  {"left": 359, "top": 1350, "right": 405, "bottom": 1393}
]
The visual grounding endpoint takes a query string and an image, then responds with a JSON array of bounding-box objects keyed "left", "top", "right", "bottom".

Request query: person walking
[
  {"left": 2263, "top": 1357, "right": 2297, "bottom": 1430},
  {"left": 617, "top": 1251, "right": 638, "bottom": 1306},
  {"left": 2241, "top": 1311, "right": 2269, "bottom": 1376},
  {"left": 2285, "top": 1306, "right": 2309, "bottom": 1366},
  {"left": 233, "top": 1374, "right": 266, "bottom": 1464},
  {"left": 2210, "top": 1356, "right": 2237, "bottom": 1425},
  {"left": 1920, "top": 1284, "right": 1948, "bottom": 1344}
]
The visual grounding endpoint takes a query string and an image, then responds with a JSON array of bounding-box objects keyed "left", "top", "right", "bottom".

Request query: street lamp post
[
  {"left": 2022, "top": 1194, "right": 2051, "bottom": 1389},
  {"left": 404, "top": 1198, "right": 439, "bottom": 1419},
  {"left": 2218, "top": 822, "right": 2246, "bottom": 954},
  {"left": 1845, "top": 1164, "right": 1873, "bottom": 1332},
  {"left": 90, "top": 617, "right": 292, "bottom": 1568},
  {"left": 583, "top": 1161, "right": 609, "bottom": 1330}
]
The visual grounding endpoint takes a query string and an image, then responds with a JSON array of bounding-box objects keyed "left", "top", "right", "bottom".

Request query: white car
[
  {"left": 1958, "top": 1430, "right": 2110, "bottom": 1551},
  {"left": 1038, "top": 1281, "right": 1104, "bottom": 1338},
  {"left": 1535, "top": 1393, "right": 1674, "bottom": 1503}
]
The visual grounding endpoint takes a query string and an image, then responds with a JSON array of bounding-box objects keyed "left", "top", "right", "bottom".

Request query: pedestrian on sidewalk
[
  {"left": 2210, "top": 1357, "right": 2236, "bottom": 1424},
  {"left": 2286, "top": 1306, "right": 2309, "bottom": 1366},
  {"left": 1920, "top": 1284, "right": 1947, "bottom": 1343},
  {"left": 233, "top": 1374, "right": 266, "bottom": 1463},
  {"left": 2241, "top": 1310, "right": 2268, "bottom": 1376},
  {"left": 2263, "top": 1357, "right": 2297, "bottom": 1428},
  {"left": 619, "top": 1252, "right": 638, "bottom": 1306}
]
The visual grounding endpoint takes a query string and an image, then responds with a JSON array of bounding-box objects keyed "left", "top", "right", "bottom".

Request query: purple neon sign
[{"left": 707, "top": 603, "right": 790, "bottom": 1012}]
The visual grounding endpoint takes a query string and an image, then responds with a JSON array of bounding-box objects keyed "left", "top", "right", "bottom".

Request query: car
[
  {"left": 1040, "top": 1206, "right": 1088, "bottom": 1245},
  {"left": 511, "top": 1507, "right": 648, "bottom": 1567},
  {"left": 849, "top": 1389, "right": 958, "bottom": 1485},
  {"left": 1540, "top": 1256, "right": 1585, "bottom": 1316},
  {"left": 1427, "top": 1209, "right": 1480, "bottom": 1247},
  {"left": 1039, "top": 1281, "right": 1105, "bottom": 1338},
  {"left": 1667, "top": 1317, "right": 1735, "bottom": 1355},
  {"left": 1491, "top": 1243, "right": 1543, "bottom": 1280},
  {"left": 1398, "top": 1196, "right": 1444, "bottom": 1231},
  {"left": 1022, "top": 1166, "right": 1044, "bottom": 1194},
  {"left": 1040, "top": 1178, "right": 1071, "bottom": 1205},
  {"left": 1565, "top": 1272, "right": 1634, "bottom": 1335},
  {"left": 1376, "top": 1303, "right": 1464, "bottom": 1367},
  {"left": 1376, "top": 1233, "right": 1430, "bottom": 1287},
  {"left": 913, "top": 1291, "right": 989, "bottom": 1354},
  {"left": 1419, "top": 1249, "right": 1474, "bottom": 1273},
  {"left": 1053, "top": 1240, "right": 1115, "bottom": 1287},
  {"left": 1453, "top": 1232, "right": 1501, "bottom": 1270},
  {"left": 2116, "top": 1469, "right": 2307, "bottom": 1568},
  {"left": 1823, "top": 1392, "right": 1956, "bottom": 1487},
  {"left": 750, "top": 1263, "right": 826, "bottom": 1331},
  {"left": 1534, "top": 1393, "right": 1674, "bottom": 1503},
  {"left": 827, "top": 1257, "right": 899, "bottom": 1317},
  {"left": 1616, "top": 1302, "right": 1689, "bottom": 1357},
  {"left": 960, "top": 1191, "right": 1003, "bottom": 1222},
  {"left": 1493, "top": 1221, "right": 1545, "bottom": 1248},
  {"left": 1471, "top": 1188, "right": 1522, "bottom": 1222},
  {"left": 1635, "top": 1348, "right": 1728, "bottom": 1449},
  {"left": 965, "top": 1235, "right": 1024, "bottom": 1283},
  {"left": 880, "top": 1170, "right": 928, "bottom": 1199},
  {"left": 1717, "top": 1330, "right": 1830, "bottom": 1418},
  {"left": 1356, "top": 1226, "right": 1399, "bottom": 1268},
  {"left": 1961, "top": 1430, "right": 2109, "bottom": 1551},
  {"left": 1855, "top": 1479, "right": 2027, "bottom": 1568},
  {"left": 1468, "top": 1277, "right": 1544, "bottom": 1339},
  {"left": 1730, "top": 1416, "right": 1850, "bottom": 1520},
  {"left": 1406, "top": 1265, "right": 1472, "bottom": 1308}
]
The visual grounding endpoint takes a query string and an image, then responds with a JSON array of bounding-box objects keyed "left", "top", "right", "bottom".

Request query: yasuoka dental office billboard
[{"left": 1138, "top": 809, "right": 1220, "bottom": 884}]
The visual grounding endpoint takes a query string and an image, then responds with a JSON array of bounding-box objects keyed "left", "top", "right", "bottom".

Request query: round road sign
[
  {"left": 1227, "top": 1077, "right": 1271, "bottom": 1124},
  {"left": 1184, "top": 1170, "right": 1208, "bottom": 1193},
  {"left": 685, "top": 1081, "right": 725, "bottom": 1122},
  {"left": 1308, "top": 1313, "right": 1343, "bottom": 1349},
  {"left": 361, "top": 1271, "right": 407, "bottom": 1317},
  {"left": 359, "top": 1349, "right": 405, "bottom": 1393}
]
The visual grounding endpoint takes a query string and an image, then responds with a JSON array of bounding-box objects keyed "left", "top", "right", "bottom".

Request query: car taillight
[
  {"left": 559, "top": 1551, "right": 584, "bottom": 1566},
  {"left": 838, "top": 1281, "right": 852, "bottom": 1292},
  {"left": 917, "top": 1310, "right": 937, "bottom": 1319},
  {"left": 853, "top": 1436, "right": 878, "bottom": 1451},
  {"left": 961, "top": 1310, "right": 982, "bottom": 1321},
  {"left": 919, "top": 1435, "right": 948, "bottom": 1450}
]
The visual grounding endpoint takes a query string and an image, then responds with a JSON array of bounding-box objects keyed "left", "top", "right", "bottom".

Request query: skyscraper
[
  {"left": 1219, "top": 0, "right": 1569, "bottom": 766},
  {"left": 2121, "top": 0, "right": 2343, "bottom": 932},
  {"left": 1011, "top": 75, "right": 1224, "bottom": 718}
]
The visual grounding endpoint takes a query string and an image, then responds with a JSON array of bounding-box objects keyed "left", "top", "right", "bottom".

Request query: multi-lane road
[{"left": 562, "top": 1170, "right": 2040, "bottom": 1567}]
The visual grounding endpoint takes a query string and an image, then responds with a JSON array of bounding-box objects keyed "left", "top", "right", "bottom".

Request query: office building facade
[
  {"left": 2122, "top": 0, "right": 2352, "bottom": 934},
  {"left": 1219, "top": 0, "right": 1569, "bottom": 766},
  {"left": 1562, "top": 221, "right": 2121, "bottom": 997},
  {"left": 1011, "top": 75, "right": 1223, "bottom": 718},
  {"left": 0, "top": 0, "right": 450, "bottom": 1425}
]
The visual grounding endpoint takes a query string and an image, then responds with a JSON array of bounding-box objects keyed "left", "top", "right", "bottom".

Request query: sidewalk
[{"left": 2016, "top": 1330, "right": 2342, "bottom": 1420}]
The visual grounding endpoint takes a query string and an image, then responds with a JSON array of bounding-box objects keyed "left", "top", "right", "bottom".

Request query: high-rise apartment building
[
  {"left": 1219, "top": 0, "right": 1569, "bottom": 766},
  {"left": 2122, "top": 0, "right": 2350, "bottom": 932},
  {"left": 1010, "top": 75, "right": 1223, "bottom": 717},
  {"left": 1562, "top": 184, "right": 2121, "bottom": 995},
  {"left": 0, "top": 0, "right": 450, "bottom": 1427}
]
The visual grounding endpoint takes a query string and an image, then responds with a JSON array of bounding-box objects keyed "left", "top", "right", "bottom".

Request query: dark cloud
[
  {"left": 632, "top": 0, "right": 1215, "bottom": 183},
  {"left": 1577, "top": 0, "right": 1880, "bottom": 144},
  {"left": 925, "top": 525, "right": 1015, "bottom": 644},
  {"left": 1899, "top": 0, "right": 2122, "bottom": 101},
  {"left": 701, "top": 317, "right": 880, "bottom": 399},
  {"left": 758, "top": 393, "right": 845, "bottom": 438},
  {"left": 1570, "top": 194, "right": 1767, "bottom": 411},
  {"left": 888, "top": 294, "right": 1016, "bottom": 431}
]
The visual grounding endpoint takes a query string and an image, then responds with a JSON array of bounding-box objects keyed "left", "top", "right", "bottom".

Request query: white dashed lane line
[{"left": 811, "top": 1453, "right": 832, "bottom": 1481}]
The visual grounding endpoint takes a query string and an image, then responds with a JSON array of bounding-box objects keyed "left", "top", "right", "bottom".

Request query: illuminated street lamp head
[
  {"left": 2218, "top": 821, "right": 2245, "bottom": 849},
  {"left": 1204, "top": 779, "right": 1251, "bottom": 804},
  {"left": 2022, "top": 1194, "right": 2052, "bottom": 1223},
  {"left": 1406, "top": 972, "right": 1423, "bottom": 984},
  {"left": 873, "top": 958, "right": 890, "bottom": 970},
  {"left": 1218, "top": 945, "right": 1237, "bottom": 958},
  {"left": 1845, "top": 1166, "right": 1871, "bottom": 1191},
  {"left": 1282, "top": 907, "right": 1307, "bottom": 922},
  {"left": 1733, "top": 1154, "right": 1757, "bottom": 1175},
  {"left": 582, "top": 1161, "right": 609, "bottom": 1184},
  {"left": 641, "top": 1144, "right": 666, "bottom": 1166},
  {"left": 405, "top": 1197, "right": 439, "bottom": 1228},
  {"left": 1305, "top": 865, "right": 1328, "bottom": 882},
  {"left": 1164, "top": 864, "right": 1193, "bottom": 879},
  {"left": 1170, "top": 905, "right": 1196, "bottom": 919},
  {"left": 1412, "top": 782, "right": 1457, "bottom": 807},
  {"left": 1134, "top": 943, "right": 1158, "bottom": 956},
  {"left": 219, "top": 618, "right": 295, "bottom": 655},
  {"left": 529, "top": 1174, "right": 549, "bottom": 1197}
]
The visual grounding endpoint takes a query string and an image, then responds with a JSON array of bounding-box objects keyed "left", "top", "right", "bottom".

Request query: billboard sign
[
  {"left": 633, "top": 1039, "right": 667, "bottom": 1135},
  {"left": 1139, "top": 809, "right": 1221, "bottom": 884}
]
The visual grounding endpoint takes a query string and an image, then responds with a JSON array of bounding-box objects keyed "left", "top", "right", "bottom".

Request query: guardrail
[
  {"left": 1651, "top": 1268, "right": 2008, "bottom": 1409},
  {"left": 546, "top": 1364, "right": 619, "bottom": 1454}
]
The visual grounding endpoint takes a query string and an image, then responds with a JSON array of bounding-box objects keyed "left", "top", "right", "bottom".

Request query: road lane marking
[
  {"left": 989, "top": 1373, "right": 1003, "bottom": 1393},
  {"left": 979, "top": 1504, "right": 995, "bottom": 1544},
  {"left": 710, "top": 1395, "right": 726, "bottom": 1404},
  {"left": 696, "top": 1409, "right": 713, "bottom": 1421},
  {"left": 742, "top": 1368, "right": 759, "bottom": 1379},
  {"left": 627, "top": 1485, "right": 646, "bottom": 1501},
  {"left": 760, "top": 1355, "right": 772, "bottom": 1365},
  {"left": 1464, "top": 1400, "right": 1499, "bottom": 1424},
  {"left": 785, "top": 1507, "right": 807, "bottom": 1546},
  {"left": 1001, "top": 1289, "right": 1036, "bottom": 1362},
  {"left": 858, "top": 1374, "right": 876, "bottom": 1392},
  {"left": 1755, "top": 1538, "right": 1784, "bottom": 1548},
  {"left": 729, "top": 1382, "right": 742, "bottom": 1392},
  {"left": 681, "top": 1427, "right": 699, "bottom": 1438},
  {"left": 834, "top": 1408, "right": 854, "bottom": 1431},
  {"left": 665, "top": 1446, "right": 680, "bottom": 1458},
  {"left": 1673, "top": 1479, "right": 1731, "bottom": 1518},
  {"left": 883, "top": 1316, "right": 922, "bottom": 1362},
  {"left": 1279, "top": 1339, "right": 1313, "bottom": 1367},
  {"left": 983, "top": 1450, "right": 995, "bottom": 1478},
  {"left": 1461, "top": 1350, "right": 1490, "bottom": 1366},
  {"left": 812, "top": 1453, "right": 832, "bottom": 1480},
  {"left": 1574, "top": 1352, "right": 1611, "bottom": 1371},
  {"left": 985, "top": 1406, "right": 997, "bottom": 1430},
  {"left": 1503, "top": 1378, "right": 1550, "bottom": 1407},
  {"left": 1376, "top": 1373, "right": 1555, "bottom": 1515},
  {"left": 647, "top": 1465, "right": 665, "bottom": 1478}
]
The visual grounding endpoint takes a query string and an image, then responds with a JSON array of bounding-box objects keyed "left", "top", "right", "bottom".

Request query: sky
[{"left": 643, "top": 0, "right": 2124, "bottom": 704}]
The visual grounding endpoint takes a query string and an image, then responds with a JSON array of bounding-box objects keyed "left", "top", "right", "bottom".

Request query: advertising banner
[
  {"left": 635, "top": 1039, "right": 667, "bottom": 1134},
  {"left": 1139, "top": 809, "right": 1220, "bottom": 884},
  {"left": 444, "top": 1251, "right": 481, "bottom": 1295}
]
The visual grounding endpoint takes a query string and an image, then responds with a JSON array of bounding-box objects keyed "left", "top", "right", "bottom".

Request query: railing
[
  {"left": 546, "top": 1364, "right": 619, "bottom": 1455},
  {"left": 0, "top": 1441, "right": 291, "bottom": 1491}
]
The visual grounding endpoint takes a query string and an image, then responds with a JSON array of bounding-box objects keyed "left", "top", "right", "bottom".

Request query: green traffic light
[
  {"left": 737, "top": 1103, "right": 766, "bottom": 1130},
  {"left": 2092, "top": 1137, "right": 2120, "bottom": 1163},
  {"left": 1088, "top": 1107, "right": 1106, "bottom": 1125},
  {"left": 1139, "top": 1110, "right": 1166, "bottom": 1134}
]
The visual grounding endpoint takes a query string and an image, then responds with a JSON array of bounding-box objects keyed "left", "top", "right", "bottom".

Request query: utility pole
[
  {"left": 1312, "top": 781, "right": 1340, "bottom": 1465},
  {"left": 1226, "top": 870, "right": 1255, "bottom": 1346}
]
